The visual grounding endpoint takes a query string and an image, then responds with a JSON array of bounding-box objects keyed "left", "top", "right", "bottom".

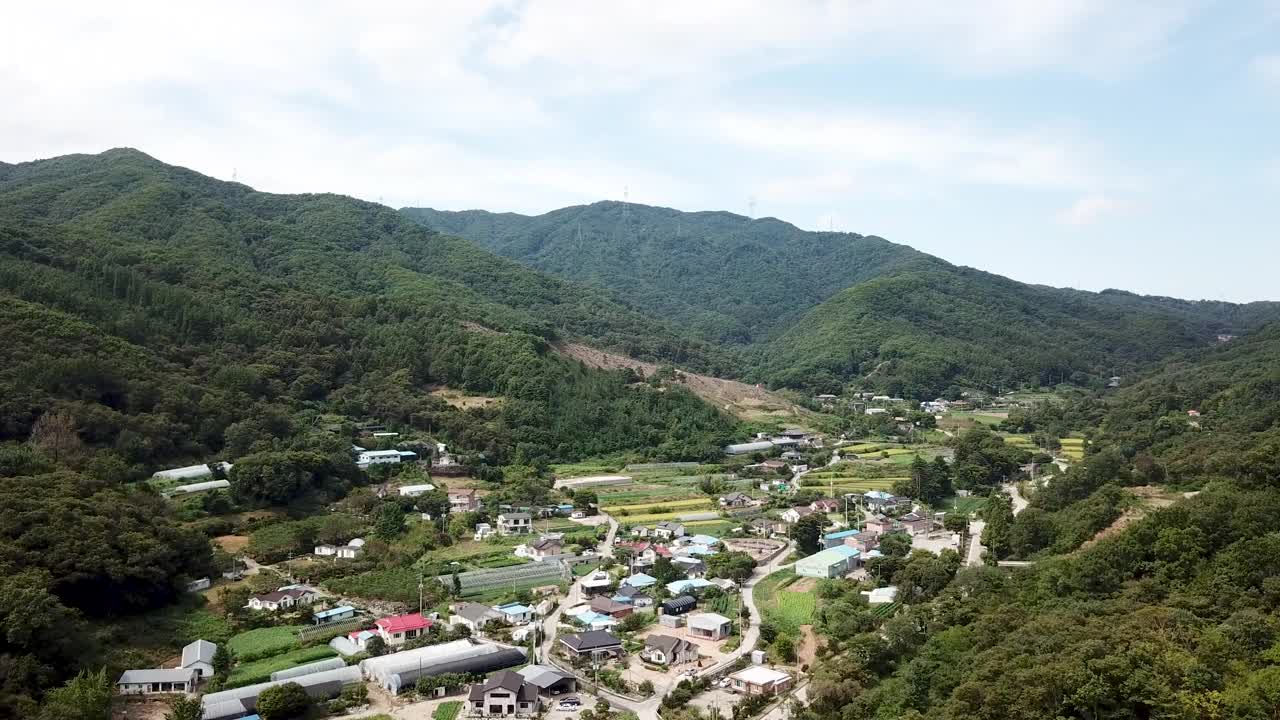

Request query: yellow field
[
  {"left": 601, "top": 497, "right": 715, "bottom": 514},
  {"left": 615, "top": 510, "right": 717, "bottom": 523}
]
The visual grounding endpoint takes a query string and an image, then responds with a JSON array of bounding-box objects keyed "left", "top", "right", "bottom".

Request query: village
[{"left": 114, "top": 390, "right": 1077, "bottom": 720}]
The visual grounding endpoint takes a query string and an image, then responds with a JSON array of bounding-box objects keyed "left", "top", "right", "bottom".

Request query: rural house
[
  {"left": 810, "top": 498, "right": 840, "bottom": 513},
  {"left": 116, "top": 668, "right": 199, "bottom": 695},
  {"left": 495, "top": 602, "right": 535, "bottom": 624},
  {"left": 449, "top": 488, "right": 479, "bottom": 513},
  {"left": 450, "top": 602, "right": 502, "bottom": 633},
  {"left": 516, "top": 665, "right": 577, "bottom": 697},
  {"left": 654, "top": 521, "right": 685, "bottom": 540},
  {"left": 899, "top": 512, "right": 931, "bottom": 535},
  {"left": 719, "top": 492, "right": 754, "bottom": 508},
  {"left": 687, "top": 612, "right": 733, "bottom": 640},
  {"left": 642, "top": 635, "right": 699, "bottom": 666},
  {"left": 558, "top": 630, "right": 623, "bottom": 660},
  {"left": 248, "top": 586, "right": 318, "bottom": 612},
  {"left": 518, "top": 536, "right": 563, "bottom": 561},
  {"left": 728, "top": 666, "right": 793, "bottom": 696},
  {"left": 468, "top": 670, "right": 541, "bottom": 717},
  {"left": 589, "top": 596, "right": 634, "bottom": 619},
  {"left": 497, "top": 512, "right": 533, "bottom": 536},
  {"left": 781, "top": 506, "right": 814, "bottom": 524},
  {"left": 374, "top": 612, "right": 432, "bottom": 647},
  {"left": 612, "top": 585, "right": 653, "bottom": 607}
]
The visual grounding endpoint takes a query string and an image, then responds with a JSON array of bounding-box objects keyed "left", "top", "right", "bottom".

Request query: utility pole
[{"left": 418, "top": 571, "right": 424, "bottom": 615}]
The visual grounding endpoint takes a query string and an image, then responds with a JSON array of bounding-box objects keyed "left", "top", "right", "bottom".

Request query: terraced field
[{"left": 601, "top": 497, "right": 715, "bottom": 514}]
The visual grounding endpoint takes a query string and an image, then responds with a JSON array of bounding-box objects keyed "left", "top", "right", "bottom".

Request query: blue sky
[{"left": 3, "top": 1, "right": 1279, "bottom": 301}]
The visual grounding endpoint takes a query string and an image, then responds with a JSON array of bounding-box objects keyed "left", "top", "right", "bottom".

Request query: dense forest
[
  {"left": 406, "top": 203, "right": 1280, "bottom": 397},
  {"left": 0, "top": 149, "right": 741, "bottom": 473}
]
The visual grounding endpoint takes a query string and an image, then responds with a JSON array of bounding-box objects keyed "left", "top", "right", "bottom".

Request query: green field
[
  {"left": 754, "top": 570, "right": 816, "bottom": 634},
  {"left": 602, "top": 497, "right": 715, "bottom": 514},
  {"left": 227, "top": 625, "right": 305, "bottom": 657},
  {"left": 435, "top": 701, "right": 463, "bottom": 720},
  {"left": 681, "top": 520, "right": 737, "bottom": 536},
  {"left": 227, "top": 645, "right": 338, "bottom": 686},
  {"left": 939, "top": 495, "right": 984, "bottom": 516}
]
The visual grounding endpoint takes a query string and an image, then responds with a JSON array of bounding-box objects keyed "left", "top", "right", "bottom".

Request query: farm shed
[{"left": 360, "top": 639, "right": 525, "bottom": 694}]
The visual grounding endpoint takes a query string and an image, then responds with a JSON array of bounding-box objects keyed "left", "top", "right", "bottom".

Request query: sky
[{"left": 3, "top": 1, "right": 1279, "bottom": 302}]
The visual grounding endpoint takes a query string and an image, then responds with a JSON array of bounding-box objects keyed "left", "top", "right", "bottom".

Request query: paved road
[
  {"left": 964, "top": 519, "right": 986, "bottom": 567},
  {"left": 1004, "top": 483, "right": 1029, "bottom": 515}
]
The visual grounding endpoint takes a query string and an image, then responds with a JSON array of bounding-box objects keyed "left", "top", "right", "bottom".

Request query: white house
[
  {"left": 654, "top": 521, "right": 685, "bottom": 540},
  {"left": 686, "top": 612, "right": 733, "bottom": 640},
  {"left": 475, "top": 523, "right": 494, "bottom": 540},
  {"left": 781, "top": 506, "right": 815, "bottom": 524},
  {"left": 450, "top": 602, "right": 503, "bottom": 634},
  {"left": 116, "top": 668, "right": 199, "bottom": 695},
  {"left": 468, "top": 670, "right": 540, "bottom": 717},
  {"left": 400, "top": 483, "right": 437, "bottom": 497},
  {"left": 497, "top": 513, "right": 533, "bottom": 536},
  {"left": 515, "top": 537, "right": 563, "bottom": 561},
  {"left": 248, "top": 587, "right": 318, "bottom": 611},
  {"left": 728, "top": 666, "right": 793, "bottom": 696},
  {"left": 449, "top": 488, "right": 479, "bottom": 513},
  {"left": 357, "top": 449, "right": 404, "bottom": 468},
  {"left": 494, "top": 602, "right": 535, "bottom": 624},
  {"left": 338, "top": 538, "right": 365, "bottom": 559},
  {"left": 180, "top": 640, "right": 217, "bottom": 678}
]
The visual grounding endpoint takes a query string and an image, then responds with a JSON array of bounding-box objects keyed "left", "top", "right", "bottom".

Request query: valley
[{"left": 3, "top": 150, "right": 1280, "bottom": 720}]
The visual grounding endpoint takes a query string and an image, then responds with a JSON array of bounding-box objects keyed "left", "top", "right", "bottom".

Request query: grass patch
[
  {"left": 753, "top": 570, "right": 816, "bottom": 634},
  {"left": 435, "top": 701, "right": 463, "bottom": 720},
  {"left": 939, "top": 495, "right": 985, "bottom": 516},
  {"left": 227, "top": 625, "right": 305, "bottom": 657},
  {"left": 227, "top": 645, "right": 338, "bottom": 687}
]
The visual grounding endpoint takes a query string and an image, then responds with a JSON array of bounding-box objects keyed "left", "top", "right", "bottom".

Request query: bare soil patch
[
  {"left": 553, "top": 342, "right": 814, "bottom": 423},
  {"left": 787, "top": 578, "right": 818, "bottom": 593},
  {"left": 428, "top": 385, "right": 503, "bottom": 410},
  {"left": 215, "top": 534, "right": 249, "bottom": 553},
  {"left": 796, "top": 625, "right": 819, "bottom": 667}
]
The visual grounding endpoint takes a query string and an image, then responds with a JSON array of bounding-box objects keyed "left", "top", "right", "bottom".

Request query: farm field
[
  {"left": 434, "top": 701, "right": 463, "bottom": 720},
  {"left": 601, "top": 497, "right": 715, "bottom": 514},
  {"left": 228, "top": 625, "right": 306, "bottom": 657},
  {"left": 753, "top": 569, "right": 816, "bottom": 634},
  {"left": 938, "top": 495, "right": 984, "bottom": 516},
  {"left": 227, "top": 645, "right": 338, "bottom": 686}
]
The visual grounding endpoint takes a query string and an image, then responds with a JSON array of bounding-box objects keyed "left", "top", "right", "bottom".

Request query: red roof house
[{"left": 375, "top": 612, "right": 432, "bottom": 647}]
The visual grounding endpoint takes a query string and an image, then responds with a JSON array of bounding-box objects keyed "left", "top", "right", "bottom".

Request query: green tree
[
  {"left": 256, "top": 681, "right": 311, "bottom": 720},
  {"left": 366, "top": 635, "right": 388, "bottom": 657},
  {"left": 166, "top": 696, "right": 203, "bottom": 720},
  {"left": 38, "top": 668, "right": 111, "bottom": 720},
  {"left": 792, "top": 515, "right": 827, "bottom": 555},
  {"left": 374, "top": 502, "right": 406, "bottom": 541},
  {"left": 212, "top": 645, "right": 234, "bottom": 678},
  {"left": 772, "top": 634, "right": 797, "bottom": 663},
  {"left": 980, "top": 493, "right": 1016, "bottom": 559},
  {"left": 705, "top": 550, "right": 757, "bottom": 582}
]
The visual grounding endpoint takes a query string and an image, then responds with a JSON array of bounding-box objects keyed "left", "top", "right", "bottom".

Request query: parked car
[{"left": 558, "top": 698, "right": 582, "bottom": 710}]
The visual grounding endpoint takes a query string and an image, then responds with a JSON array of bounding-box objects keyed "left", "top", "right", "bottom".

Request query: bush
[{"left": 256, "top": 682, "right": 310, "bottom": 720}]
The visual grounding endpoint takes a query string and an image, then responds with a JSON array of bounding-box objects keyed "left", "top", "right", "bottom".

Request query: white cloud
[
  {"left": 1056, "top": 193, "right": 1133, "bottom": 225},
  {"left": 683, "top": 108, "right": 1137, "bottom": 194}
]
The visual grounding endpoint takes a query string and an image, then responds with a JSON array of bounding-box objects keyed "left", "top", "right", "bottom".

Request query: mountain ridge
[{"left": 404, "top": 202, "right": 1280, "bottom": 395}]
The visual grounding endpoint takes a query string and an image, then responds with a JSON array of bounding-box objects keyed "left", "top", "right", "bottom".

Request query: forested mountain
[
  {"left": 404, "top": 203, "right": 1279, "bottom": 397},
  {"left": 0, "top": 149, "right": 740, "bottom": 473},
  {"left": 402, "top": 202, "right": 941, "bottom": 345}
]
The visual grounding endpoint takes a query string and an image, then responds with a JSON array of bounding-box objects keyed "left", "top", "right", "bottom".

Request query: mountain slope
[
  {"left": 0, "top": 149, "right": 740, "bottom": 469},
  {"left": 406, "top": 203, "right": 1279, "bottom": 396},
  {"left": 403, "top": 202, "right": 942, "bottom": 344}
]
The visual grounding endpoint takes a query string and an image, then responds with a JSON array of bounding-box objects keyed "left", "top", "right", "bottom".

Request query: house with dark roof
[
  {"left": 589, "top": 596, "right": 634, "bottom": 619},
  {"left": 642, "top": 635, "right": 699, "bottom": 666},
  {"left": 558, "top": 630, "right": 623, "bottom": 660},
  {"left": 719, "top": 492, "right": 755, "bottom": 508},
  {"left": 899, "top": 512, "right": 931, "bottom": 535},
  {"left": 654, "top": 521, "right": 685, "bottom": 540},
  {"left": 248, "top": 586, "right": 317, "bottom": 611},
  {"left": 612, "top": 584, "right": 653, "bottom": 608},
  {"left": 498, "top": 512, "right": 533, "bottom": 536},
  {"left": 468, "top": 670, "right": 540, "bottom": 717},
  {"left": 660, "top": 595, "right": 697, "bottom": 616}
]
